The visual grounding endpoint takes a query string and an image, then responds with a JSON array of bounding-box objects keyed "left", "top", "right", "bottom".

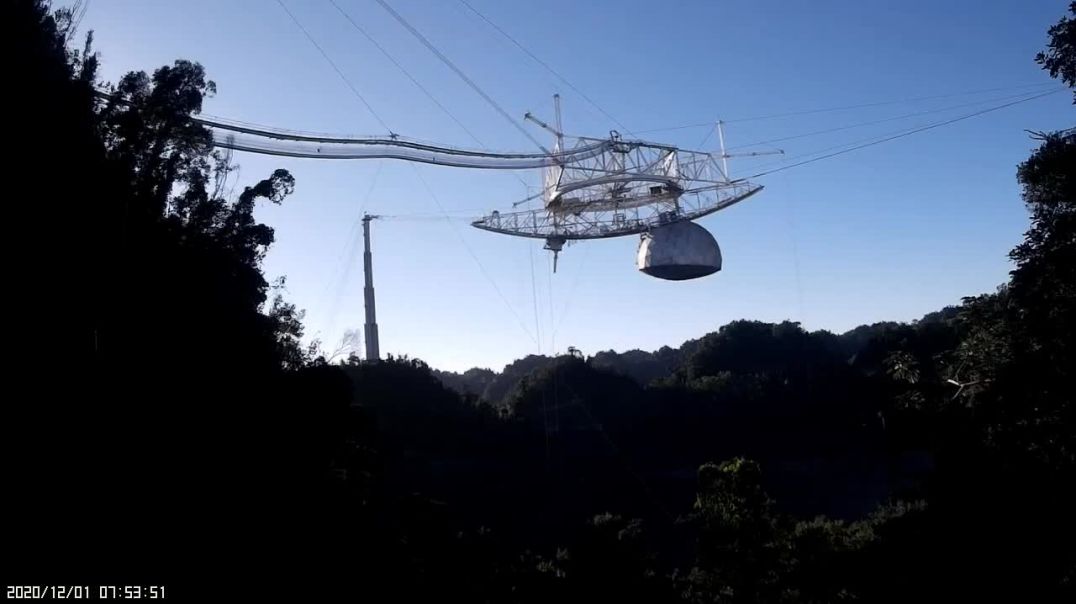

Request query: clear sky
[{"left": 69, "top": 0, "right": 1072, "bottom": 371}]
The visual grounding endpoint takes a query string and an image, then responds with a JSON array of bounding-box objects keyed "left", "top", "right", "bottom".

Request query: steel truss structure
[{"left": 472, "top": 133, "right": 763, "bottom": 240}]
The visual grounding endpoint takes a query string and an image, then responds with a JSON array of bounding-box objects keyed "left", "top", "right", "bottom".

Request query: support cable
[
  {"left": 550, "top": 244, "right": 591, "bottom": 344},
  {"left": 327, "top": 0, "right": 535, "bottom": 193},
  {"left": 529, "top": 245, "right": 543, "bottom": 355},
  {"left": 457, "top": 0, "right": 633, "bottom": 135},
  {"left": 547, "top": 251, "right": 556, "bottom": 355},
  {"left": 745, "top": 88, "right": 1063, "bottom": 180},
  {"left": 275, "top": 0, "right": 395, "bottom": 135},
  {"left": 728, "top": 88, "right": 1062, "bottom": 151},
  {"left": 634, "top": 81, "right": 1058, "bottom": 134},
  {"left": 407, "top": 162, "right": 540, "bottom": 347},
  {"left": 373, "top": 0, "right": 550, "bottom": 153}
]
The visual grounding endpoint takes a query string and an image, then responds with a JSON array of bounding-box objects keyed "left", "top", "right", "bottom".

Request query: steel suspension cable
[
  {"left": 275, "top": 0, "right": 395, "bottom": 135},
  {"left": 634, "top": 81, "right": 1058, "bottom": 134},
  {"left": 327, "top": 0, "right": 535, "bottom": 194},
  {"left": 457, "top": 0, "right": 633, "bottom": 135},
  {"left": 745, "top": 88, "right": 1064, "bottom": 180},
  {"left": 728, "top": 88, "right": 1062, "bottom": 151},
  {"left": 372, "top": 0, "right": 550, "bottom": 154}
]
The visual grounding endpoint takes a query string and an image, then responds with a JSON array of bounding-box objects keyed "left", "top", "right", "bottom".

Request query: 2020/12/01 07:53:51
[{"left": 4, "top": 586, "right": 165, "bottom": 599}]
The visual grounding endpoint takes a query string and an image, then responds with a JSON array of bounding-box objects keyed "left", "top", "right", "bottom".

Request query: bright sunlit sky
[{"left": 69, "top": 0, "right": 1072, "bottom": 371}]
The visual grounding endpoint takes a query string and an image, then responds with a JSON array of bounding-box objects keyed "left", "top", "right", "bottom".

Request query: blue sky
[{"left": 70, "top": 0, "right": 1072, "bottom": 371}]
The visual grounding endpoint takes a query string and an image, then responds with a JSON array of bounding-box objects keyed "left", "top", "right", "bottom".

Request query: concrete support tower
[{"left": 362, "top": 214, "right": 380, "bottom": 362}]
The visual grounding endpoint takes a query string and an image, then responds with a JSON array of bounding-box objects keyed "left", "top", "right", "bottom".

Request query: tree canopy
[{"left": 5, "top": 0, "right": 1074, "bottom": 600}]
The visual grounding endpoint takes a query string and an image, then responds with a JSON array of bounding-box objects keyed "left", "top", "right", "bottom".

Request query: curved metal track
[{"left": 205, "top": 119, "right": 615, "bottom": 169}]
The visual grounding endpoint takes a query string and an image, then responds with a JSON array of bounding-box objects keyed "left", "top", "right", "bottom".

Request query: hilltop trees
[
  {"left": 5, "top": 0, "right": 1074, "bottom": 599},
  {"left": 5, "top": 1, "right": 345, "bottom": 593},
  {"left": 1037, "top": 2, "right": 1076, "bottom": 103},
  {"left": 918, "top": 3, "right": 1076, "bottom": 469}
]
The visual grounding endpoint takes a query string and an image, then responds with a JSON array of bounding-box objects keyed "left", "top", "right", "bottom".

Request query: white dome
[{"left": 636, "top": 221, "right": 722, "bottom": 280}]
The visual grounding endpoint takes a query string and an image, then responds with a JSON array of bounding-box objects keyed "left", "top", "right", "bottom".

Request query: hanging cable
[
  {"left": 327, "top": 0, "right": 535, "bottom": 195},
  {"left": 550, "top": 243, "right": 591, "bottom": 345},
  {"left": 274, "top": 0, "right": 395, "bottom": 135},
  {"left": 533, "top": 247, "right": 552, "bottom": 476},
  {"left": 738, "top": 89, "right": 1061, "bottom": 175},
  {"left": 727, "top": 82, "right": 1057, "bottom": 124},
  {"left": 742, "top": 88, "right": 1059, "bottom": 176},
  {"left": 696, "top": 123, "right": 718, "bottom": 149},
  {"left": 779, "top": 171, "right": 806, "bottom": 326},
  {"left": 376, "top": 214, "right": 478, "bottom": 221},
  {"left": 745, "top": 88, "right": 1063, "bottom": 180},
  {"left": 329, "top": 0, "right": 479, "bottom": 145},
  {"left": 529, "top": 245, "right": 543, "bottom": 355},
  {"left": 633, "top": 81, "right": 1058, "bottom": 134},
  {"left": 741, "top": 117, "right": 954, "bottom": 175},
  {"left": 547, "top": 251, "right": 556, "bottom": 355},
  {"left": 372, "top": 0, "right": 550, "bottom": 153},
  {"left": 406, "top": 162, "right": 541, "bottom": 347},
  {"left": 727, "top": 88, "right": 1060, "bottom": 151},
  {"left": 457, "top": 0, "right": 633, "bottom": 135}
]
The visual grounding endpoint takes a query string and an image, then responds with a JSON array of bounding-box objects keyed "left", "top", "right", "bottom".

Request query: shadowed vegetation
[{"left": 5, "top": 1, "right": 1074, "bottom": 600}]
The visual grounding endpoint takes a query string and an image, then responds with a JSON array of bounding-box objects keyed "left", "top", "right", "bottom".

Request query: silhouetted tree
[
  {"left": 7, "top": 0, "right": 1075, "bottom": 599},
  {"left": 1038, "top": 2, "right": 1076, "bottom": 103}
]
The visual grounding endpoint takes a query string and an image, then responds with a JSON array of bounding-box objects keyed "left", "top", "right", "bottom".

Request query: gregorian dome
[{"left": 636, "top": 221, "right": 722, "bottom": 281}]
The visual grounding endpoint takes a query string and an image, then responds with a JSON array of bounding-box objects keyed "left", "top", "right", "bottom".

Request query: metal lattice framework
[{"left": 472, "top": 133, "right": 763, "bottom": 240}]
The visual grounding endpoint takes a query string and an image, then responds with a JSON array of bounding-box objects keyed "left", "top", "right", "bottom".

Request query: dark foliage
[
  {"left": 5, "top": 1, "right": 1074, "bottom": 600},
  {"left": 1037, "top": 2, "right": 1076, "bottom": 103}
]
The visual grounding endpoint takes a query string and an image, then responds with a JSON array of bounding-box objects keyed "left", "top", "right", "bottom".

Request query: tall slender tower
[{"left": 361, "top": 214, "right": 380, "bottom": 362}]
